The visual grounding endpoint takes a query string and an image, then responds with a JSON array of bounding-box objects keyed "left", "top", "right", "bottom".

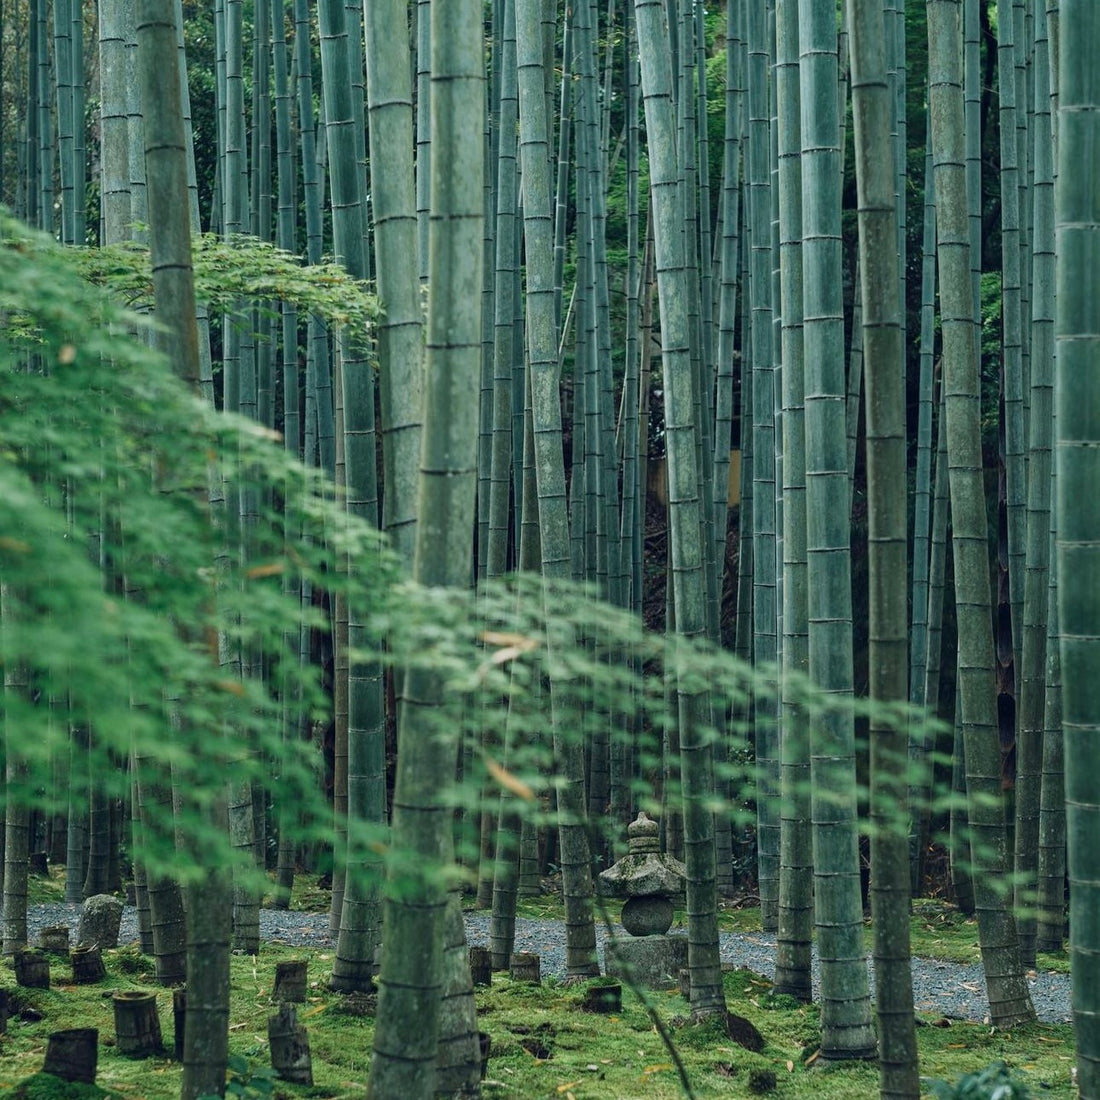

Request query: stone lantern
[{"left": 598, "top": 812, "right": 688, "bottom": 987}]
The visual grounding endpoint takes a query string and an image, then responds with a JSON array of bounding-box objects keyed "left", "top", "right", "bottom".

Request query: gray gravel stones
[
  {"left": 463, "top": 915, "right": 1072, "bottom": 1025},
  {"left": 24, "top": 903, "right": 1071, "bottom": 1025}
]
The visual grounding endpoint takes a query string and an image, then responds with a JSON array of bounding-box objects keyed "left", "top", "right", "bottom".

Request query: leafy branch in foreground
[
  {"left": 0, "top": 212, "right": 393, "bottom": 882},
  {"left": 69, "top": 231, "right": 381, "bottom": 346}
]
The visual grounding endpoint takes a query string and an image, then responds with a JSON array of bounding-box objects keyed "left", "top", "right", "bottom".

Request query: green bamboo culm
[
  {"left": 1055, "top": 3, "right": 1100, "bottom": 1094},
  {"left": 134, "top": 1, "right": 230, "bottom": 1095},
  {"left": 926, "top": 0, "right": 1035, "bottom": 1030},
  {"left": 848, "top": 0, "right": 919, "bottom": 1091},
  {"left": 633, "top": 0, "right": 726, "bottom": 1019},
  {"left": 773, "top": 0, "right": 812, "bottom": 1006},
  {"left": 270, "top": 0, "right": 300, "bottom": 911},
  {"left": 746, "top": 0, "right": 780, "bottom": 936},
  {"left": 355, "top": 0, "right": 422, "bottom": 982},
  {"left": 514, "top": 0, "right": 600, "bottom": 982},
  {"left": 488, "top": 0, "right": 519, "bottom": 584},
  {"left": 907, "top": 149, "right": 938, "bottom": 895},
  {"left": 712, "top": 2, "right": 743, "bottom": 625},
  {"left": 998, "top": 0, "right": 1026, "bottom": 669},
  {"left": 316, "top": 0, "right": 387, "bottom": 994},
  {"left": 99, "top": 0, "right": 131, "bottom": 245},
  {"left": 799, "top": 0, "right": 875, "bottom": 1061},
  {"left": 23, "top": 0, "right": 39, "bottom": 225},
  {"left": 35, "top": 0, "right": 52, "bottom": 231},
  {"left": 711, "top": 7, "right": 745, "bottom": 900},
  {"left": 293, "top": 0, "right": 335, "bottom": 475},
  {"left": 2, "top": 587, "right": 30, "bottom": 953},
  {"left": 480, "top": 0, "right": 520, "bottom": 915},
  {"left": 102, "top": 0, "right": 191, "bottom": 976},
  {"left": 1014, "top": 0, "right": 1056, "bottom": 970},
  {"left": 216, "top": 0, "right": 263, "bottom": 959},
  {"left": 366, "top": 0, "right": 422, "bottom": 568},
  {"left": 1035, "top": 486, "right": 1064, "bottom": 954},
  {"left": 368, "top": 0, "right": 485, "bottom": 1092},
  {"left": 51, "top": 0, "right": 78, "bottom": 244}
]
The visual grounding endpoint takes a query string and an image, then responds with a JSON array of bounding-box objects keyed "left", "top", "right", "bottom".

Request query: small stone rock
[{"left": 76, "top": 894, "right": 124, "bottom": 949}]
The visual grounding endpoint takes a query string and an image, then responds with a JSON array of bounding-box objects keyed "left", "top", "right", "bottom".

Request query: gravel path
[{"left": 28, "top": 903, "right": 1071, "bottom": 1025}]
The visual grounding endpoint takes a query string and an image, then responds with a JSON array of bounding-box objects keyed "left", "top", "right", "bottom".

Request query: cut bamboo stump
[
  {"left": 113, "top": 990, "right": 163, "bottom": 1056},
  {"left": 14, "top": 948, "right": 50, "bottom": 988},
  {"left": 42, "top": 1028, "right": 98, "bottom": 1084},
  {"left": 469, "top": 946, "right": 492, "bottom": 987},
  {"left": 268, "top": 1003, "right": 313, "bottom": 1084},
  {"left": 71, "top": 944, "right": 106, "bottom": 984},
  {"left": 509, "top": 952, "right": 541, "bottom": 984},
  {"left": 582, "top": 981, "right": 622, "bottom": 1013},
  {"left": 172, "top": 989, "right": 186, "bottom": 1061},
  {"left": 38, "top": 925, "right": 70, "bottom": 955},
  {"left": 478, "top": 1031, "right": 492, "bottom": 1079},
  {"left": 273, "top": 959, "right": 308, "bottom": 1003}
]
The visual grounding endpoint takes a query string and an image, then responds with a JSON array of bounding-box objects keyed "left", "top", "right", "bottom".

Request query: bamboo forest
[{"left": 0, "top": 0, "right": 1098, "bottom": 1098}]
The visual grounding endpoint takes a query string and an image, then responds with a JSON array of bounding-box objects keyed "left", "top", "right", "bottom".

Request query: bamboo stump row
[
  {"left": 469, "top": 947, "right": 546, "bottom": 987},
  {"left": 17, "top": 961, "right": 316, "bottom": 1086}
]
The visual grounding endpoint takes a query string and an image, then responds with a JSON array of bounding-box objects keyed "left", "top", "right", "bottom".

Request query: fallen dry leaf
[
  {"left": 483, "top": 756, "right": 536, "bottom": 801},
  {"left": 246, "top": 561, "right": 285, "bottom": 579},
  {"left": 480, "top": 631, "right": 539, "bottom": 651}
]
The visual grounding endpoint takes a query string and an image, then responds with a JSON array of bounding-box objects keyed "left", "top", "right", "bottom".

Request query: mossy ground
[
  {"left": 26, "top": 869, "right": 67, "bottom": 908},
  {"left": 5, "top": 1073, "right": 111, "bottom": 1100},
  {"left": 0, "top": 882, "right": 1075, "bottom": 1099}
]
